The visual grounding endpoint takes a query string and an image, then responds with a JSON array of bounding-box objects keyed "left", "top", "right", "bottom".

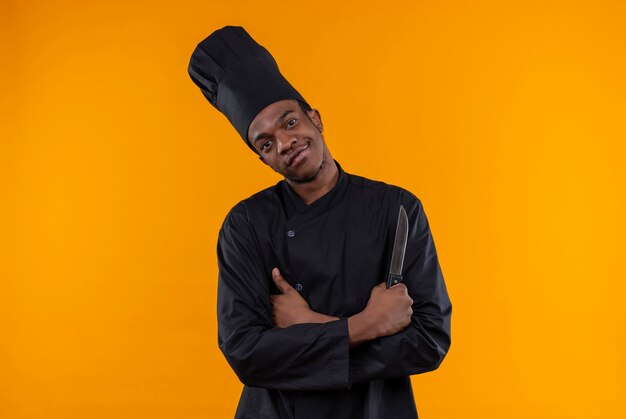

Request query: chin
[{"left": 286, "top": 159, "right": 325, "bottom": 184}]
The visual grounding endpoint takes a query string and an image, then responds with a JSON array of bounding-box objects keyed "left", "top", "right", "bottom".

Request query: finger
[
  {"left": 373, "top": 282, "right": 386, "bottom": 292},
  {"left": 390, "top": 282, "right": 407, "bottom": 292},
  {"left": 272, "top": 267, "right": 294, "bottom": 294},
  {"left": 370, "top": 282, "right": 385, "bottom": 296}
]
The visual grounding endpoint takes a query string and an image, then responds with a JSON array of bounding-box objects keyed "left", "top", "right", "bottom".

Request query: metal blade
[{"left": 387, "top": 205, "right": 409, "bottom": 287}]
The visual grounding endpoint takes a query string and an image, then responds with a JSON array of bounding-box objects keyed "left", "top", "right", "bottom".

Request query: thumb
[
  {"left": 371, "top": 282, "right": 386, "bottom": 295},
  {"left": 272, "top": 267, "right": 294, "bottom": 294}
]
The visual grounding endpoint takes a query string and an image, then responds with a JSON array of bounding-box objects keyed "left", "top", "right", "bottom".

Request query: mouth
[{"left": 286, "top": 144, "right": 309, "bottom": 167}]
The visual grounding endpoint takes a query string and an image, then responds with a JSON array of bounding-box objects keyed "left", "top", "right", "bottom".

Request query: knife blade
[{"left": 386, "top": 205, "right": 409, "bottom": 288}]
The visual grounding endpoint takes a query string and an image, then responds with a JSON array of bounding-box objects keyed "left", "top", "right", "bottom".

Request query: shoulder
[
  {"left": 346, "top": 172, "right": 423, "bottom": 209},
  {"left": 222, "top": 182, "right": 282, "bottom": 228}
]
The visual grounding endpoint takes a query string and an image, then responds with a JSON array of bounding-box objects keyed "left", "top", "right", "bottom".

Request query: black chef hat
[{"left": 188, "top": 26, "right": 309, "bottom": 149}]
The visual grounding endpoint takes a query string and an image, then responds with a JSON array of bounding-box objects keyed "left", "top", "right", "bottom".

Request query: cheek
[{"left": 265, "top": 156, "right": 283, "bottom": 170}]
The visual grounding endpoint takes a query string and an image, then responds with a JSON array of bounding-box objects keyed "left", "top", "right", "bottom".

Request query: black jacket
[{"left": 217, "top": 163, "right": 452, "bottom": 418}]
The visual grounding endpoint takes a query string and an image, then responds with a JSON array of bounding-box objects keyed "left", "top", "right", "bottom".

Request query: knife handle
[{"left": 387, "top": 274, "right": 403, "bottom": 288}]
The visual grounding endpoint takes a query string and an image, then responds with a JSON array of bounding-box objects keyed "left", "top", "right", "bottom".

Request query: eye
[
  {"left": 260, "top": 140, "right": 272, "bottom": 152},
  {"left": 286, "top": 118, "right": 297, "bottom": 128}
]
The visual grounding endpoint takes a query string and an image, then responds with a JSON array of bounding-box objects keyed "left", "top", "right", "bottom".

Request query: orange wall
[{"left": 2, "top": 0, "right": 625, "bottom": 418}]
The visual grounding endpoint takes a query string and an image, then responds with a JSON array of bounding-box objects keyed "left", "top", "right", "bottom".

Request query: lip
[{"left": 286, "top": 144, "right": 309, "bottom": 167}]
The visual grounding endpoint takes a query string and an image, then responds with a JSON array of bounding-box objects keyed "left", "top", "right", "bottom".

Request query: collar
[{"left": 279, "top": 160, "right": 348, "bottom": 220}]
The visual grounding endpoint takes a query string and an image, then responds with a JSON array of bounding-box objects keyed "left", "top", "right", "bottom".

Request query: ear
[{"left": 307, "top": 108, "right": 324, "bottom": 133}]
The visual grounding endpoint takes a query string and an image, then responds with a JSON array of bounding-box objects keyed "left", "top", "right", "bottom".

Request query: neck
[{"left": 286, "top": 153, "right": 339, "bottom": 205}]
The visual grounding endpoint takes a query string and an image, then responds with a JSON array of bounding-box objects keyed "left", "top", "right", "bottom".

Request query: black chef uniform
[
  {"left": 217, "top": 163, "right": 451, "bottom": 418},
  {"left": 188, "top": 26, "right": 452, "bottom": 419}
]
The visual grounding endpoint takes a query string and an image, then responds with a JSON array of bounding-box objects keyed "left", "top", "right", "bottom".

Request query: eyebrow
[{"left": 252, "top": 109, "right": 295, "bottom": 144}]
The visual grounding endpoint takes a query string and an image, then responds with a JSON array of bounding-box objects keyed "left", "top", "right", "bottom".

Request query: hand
[
  {"left": 363, "top": 282, "right": 414, "bottom": 338},
  {"left": 270, "top": 268, "right": 322, "bottom": 327},
  {"left": 347, "top": 282, "right": 413, "bottom": 348}
]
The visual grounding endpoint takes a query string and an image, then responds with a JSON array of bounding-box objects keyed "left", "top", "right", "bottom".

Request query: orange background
[{"left": 2, "top": 0, "right": 625, "bottom": 418}]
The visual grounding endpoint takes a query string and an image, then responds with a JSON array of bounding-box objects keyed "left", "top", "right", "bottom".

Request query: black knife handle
[{"left": 387, "top": 273, "right": 403, "bottom": 288}]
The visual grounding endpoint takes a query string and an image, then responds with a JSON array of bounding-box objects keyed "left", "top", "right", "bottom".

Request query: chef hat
[{"left": 188, "top": 26, "right": 309, "bottom": 148}]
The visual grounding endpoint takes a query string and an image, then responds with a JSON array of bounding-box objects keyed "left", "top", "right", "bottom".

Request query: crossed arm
[
  {"left": 217, "top": 197, "right": 451, "bottom": 391},
  {"left": 270, "top": 267, "right": 414, "bottom": 348}
]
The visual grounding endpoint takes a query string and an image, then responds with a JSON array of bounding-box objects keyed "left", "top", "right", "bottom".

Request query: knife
[{"left": 386, "top": 205, "right": 409, "bottom": 288}]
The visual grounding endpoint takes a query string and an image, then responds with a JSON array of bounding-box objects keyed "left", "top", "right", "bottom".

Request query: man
[{"left": 188, "top": 26, "right": 452, "bottom": 419}]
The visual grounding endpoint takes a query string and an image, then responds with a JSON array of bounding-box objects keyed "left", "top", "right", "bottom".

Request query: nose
[{"left": 276, "top": 132, "right": 297, "bottom": 155}]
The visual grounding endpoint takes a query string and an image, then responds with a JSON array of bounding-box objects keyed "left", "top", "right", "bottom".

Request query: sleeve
[
  {"left": 348, "top": 193, "right": 452, "bottom": 385},
  {"left": 216, "top": 202, "right": 351, "bottom": 391}
]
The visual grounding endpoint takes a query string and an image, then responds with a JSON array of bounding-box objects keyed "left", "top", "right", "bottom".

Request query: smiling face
[{"left": 247, "top": 99, "right": 330, "bottom": 184}]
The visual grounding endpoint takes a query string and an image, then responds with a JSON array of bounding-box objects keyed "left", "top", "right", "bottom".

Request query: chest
[{"left": 253, "top": 197, "right": 397, "bottom": 316}]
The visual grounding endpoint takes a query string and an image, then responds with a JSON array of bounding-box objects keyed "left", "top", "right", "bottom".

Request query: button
[
  {"left": 287, "top": 230, "right": 296, "bottom": 238},
  {"left": 295, "top": 283, "right": 303, "bottom": 292}
]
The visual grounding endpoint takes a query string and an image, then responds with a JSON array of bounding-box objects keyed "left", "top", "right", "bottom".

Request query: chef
[{"left": 188, "top": 26, "right": 452, "bottom": 419}]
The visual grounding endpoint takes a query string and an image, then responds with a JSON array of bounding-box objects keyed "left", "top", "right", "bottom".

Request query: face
[{"left": 247, "top": 99, "right": 328, "bottom": 184}]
